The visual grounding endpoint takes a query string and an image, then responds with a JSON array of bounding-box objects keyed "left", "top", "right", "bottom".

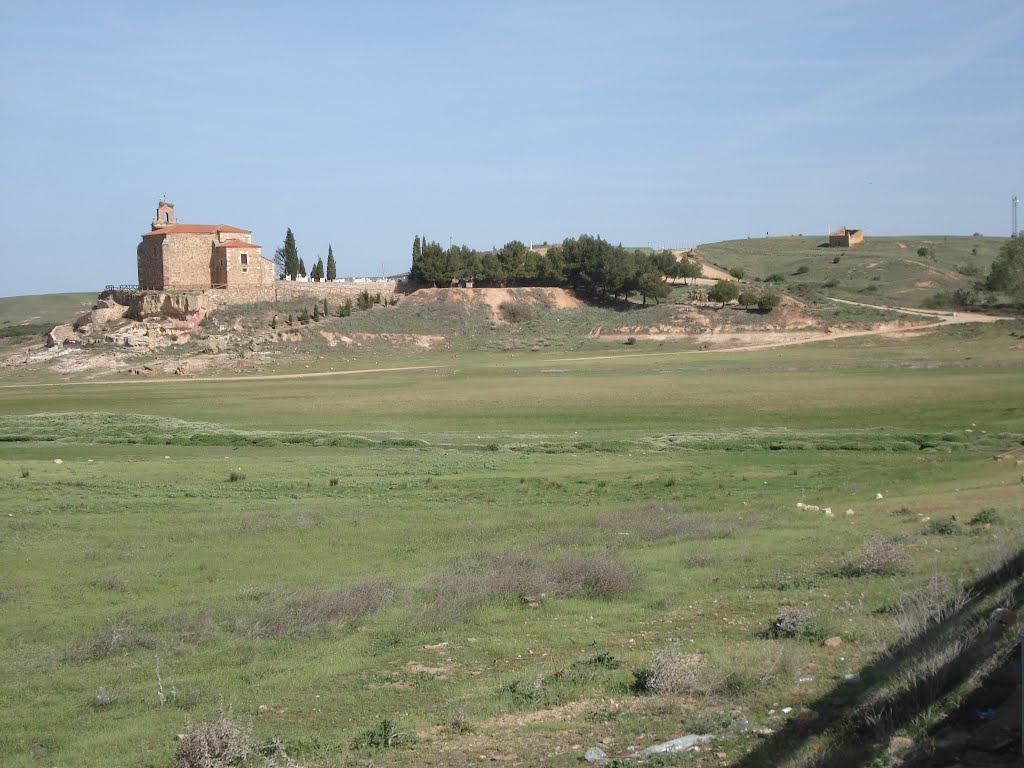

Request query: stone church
[{"left": 137, "top": 200, "right": 274, "bottom": 290}]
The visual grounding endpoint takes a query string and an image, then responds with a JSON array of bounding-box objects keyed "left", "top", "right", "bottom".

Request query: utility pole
[{"left": 1013, "top": 195, "right": 1019, "bottom": 237}]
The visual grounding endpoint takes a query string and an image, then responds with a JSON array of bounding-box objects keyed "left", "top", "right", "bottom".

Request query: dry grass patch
[
  {"left": 420, "top": 549, "right": 636, "bottom": 625},
  {"left": 239, "top": 580, "right": 394, "bottom": 638},
  {"left": 597, "top": 501, "right": 736, "bottom": 544}
]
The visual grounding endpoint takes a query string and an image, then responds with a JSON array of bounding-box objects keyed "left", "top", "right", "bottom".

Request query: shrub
[
  {"left": 957, "top": 264, "right": 982, "bottom": 277},
  {"left": 173, "top": 704, "right": 253, "bottom": 768},
  {"left": 228, "top": 471, "right": 246, "bottom": 482},
  {"left": 756, "top": 292, "right": 782, "bottom": 312},
  {"left": 739, "top": 290, "right": 759, "bottom": 308},
  {"left": 20, "top": 468, "right": 29, "bottom": 478},
  {"left": 832, "top": 256, "right": 841, "bottom": 264},
  {"left": 822, "top": 279, "right": 840, "bottom": 288},
  {"left": 329, "top": 477, "right": 340, "bottom": 487},
  {"left": 552, "top": 552, "right": 634, "bottom": 599},
  {"left": 764, "top": 606, "right": 813, "bottom": 638},
  {"left": 352, "top": 718, "right": 413, "bottom": 750},
  {"left": 634, "top": 647, "right": 703, "bottom": 695},
  {"left": 794, "top": 265, "right": 810, "bottom": 275},
  {"left": 764, "top": 273, "right": 786, "bottom": 283},
  {"left": 917, "top": 247, "right": 929, "bottom": 258},
  {"left": 337, "top": 298, "right": 353, "bottom": 317},
  {"left": 925, "top": 519, "right": 960, "bottom": 536},
  {"left": 499, "top": 301, "right": 533, "bottom": 323},
  {"left": 847, "top": 538, "right": 907, "bottom": 576},
  {"left": 968, "top": 508, "right": 1000, "bottom": 526},
  {"left": 624, "top": 336, "right": 637, "bottom": 345},
  {"left": 728, "top": 267, "right": 746, "bottom": 279}
]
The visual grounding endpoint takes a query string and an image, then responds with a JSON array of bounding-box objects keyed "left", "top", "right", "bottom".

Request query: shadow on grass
[{"left": 734, "top": 549, "right": 1024, "bottom": 768}]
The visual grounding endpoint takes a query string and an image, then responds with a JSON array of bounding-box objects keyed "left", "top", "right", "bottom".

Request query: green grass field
[{"left": 2, "top": 315, "right": 1023, "bottom": 767}]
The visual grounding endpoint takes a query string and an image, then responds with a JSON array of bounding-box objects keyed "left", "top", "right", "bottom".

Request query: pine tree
[
  {"left": 298, "top": 258, "right": 307, "bottom": 278},
  {"left": 283, "top": 228, "right": 299, "bottom": 280},
  {"left": 326, "top": 245, "right": 337, "bottom": 281}
]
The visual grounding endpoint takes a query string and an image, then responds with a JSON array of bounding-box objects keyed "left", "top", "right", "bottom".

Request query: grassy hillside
[
  {"left": 0, "top": 292, "right": 97, "bottom": 346},
  {"left": 0, "top": 292, "right": 97, "bottom": 326},
  {"left": 695, "top": 235, "right": 1003, "bottom": 308}
]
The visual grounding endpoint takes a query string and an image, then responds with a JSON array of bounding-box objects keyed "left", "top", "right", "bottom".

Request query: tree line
[
  {"left": 275, "top": 228, "right": 337, "bottom": 282},
  {"left": 409, "top": 234, "right": 703, "bottom": 304}
]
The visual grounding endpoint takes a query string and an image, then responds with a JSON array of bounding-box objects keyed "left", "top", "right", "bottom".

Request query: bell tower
[{"left": 152, "top": 199, "right": 175, "bottom": 229}]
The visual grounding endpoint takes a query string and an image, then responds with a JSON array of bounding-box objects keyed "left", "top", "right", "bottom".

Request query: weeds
[
  {"left": 20, "top": 468, "right": 29, "bottom": 478},
  {"left": 328, "top": 477, "right": 340, "bottom": 487},
  {"left": 67, "top": 616, "right": 155, "bottom": 662},
  {"left": 93, "top": 686, "right": 113, "bottom": 710},
  {"left": 352, "top": 718, "right": 413, "bottom": 750},
  {"left": 228, "top": 470, "right": 246, "bottom": 482},
  {"left": 446, "top": 711, "right": 475, "bottom": 734}
]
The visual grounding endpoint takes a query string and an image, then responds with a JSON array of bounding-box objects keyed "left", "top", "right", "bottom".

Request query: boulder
[
  {"left": 46, "top": 324, "right": 77, "bottom": 348},
  {"left": 822, "top": 636, "right": 843, "bottom": 648}
]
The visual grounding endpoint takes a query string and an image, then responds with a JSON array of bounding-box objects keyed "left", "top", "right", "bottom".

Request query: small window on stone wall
[{"left": 241, "top": 253, "right": 248, "bottom": 272}]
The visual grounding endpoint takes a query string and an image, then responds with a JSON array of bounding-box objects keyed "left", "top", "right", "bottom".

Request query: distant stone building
[
  {"left": 137, "top": 200, "right": 274, "bottom": 290},
  {"left": 829, "top": 227, "right": 864, "bottom": 248}
]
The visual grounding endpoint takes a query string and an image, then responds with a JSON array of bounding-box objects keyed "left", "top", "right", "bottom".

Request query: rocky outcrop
[
  {"left": 74, "top": 298, "right": 129, "bottom": 331},
  {"left": 138, "top": 292, "right": 209, "bottom": 325}
]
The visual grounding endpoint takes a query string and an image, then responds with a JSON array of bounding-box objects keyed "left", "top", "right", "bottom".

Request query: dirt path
[
  {"left": 549, "top": 302, "right": 1007, "bottom": 363},
  {"left": 0, "top": 364, "right": 443, "bottom": 389}
]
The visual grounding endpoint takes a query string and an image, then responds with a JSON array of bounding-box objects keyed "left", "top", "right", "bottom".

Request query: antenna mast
[{"left": 1013, "top": 195, "right": 1019, "bottom": 236}]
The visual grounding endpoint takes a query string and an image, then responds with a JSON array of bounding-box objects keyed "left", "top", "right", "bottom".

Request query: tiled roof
[
  {"left": 217, "top": 240, "right": 262, "bottom": 249},
  {"left": 142, "top": 224, "right": 251, "bottom": 237}
]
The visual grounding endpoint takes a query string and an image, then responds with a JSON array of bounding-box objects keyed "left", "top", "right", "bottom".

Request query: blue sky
[{"left": 1, "top": 1, "right": 1021, "bottom": 296}]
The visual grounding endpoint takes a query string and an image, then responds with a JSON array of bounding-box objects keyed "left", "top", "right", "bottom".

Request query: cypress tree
[
  {"left": 283, "top": 228, "right": 299, "bottom": 280},
  {"left": 326, "top": 245, "right": 337, "bottom": 281},
  {"left": 298, "top": 257, "right": 307, "bottom": 278}
]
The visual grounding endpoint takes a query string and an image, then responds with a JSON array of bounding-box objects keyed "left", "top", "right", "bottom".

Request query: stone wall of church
[
  {"left": 137, "top": 237, "right": 165, "bottom": 290},
  {"left": 161, "top": 233, "right": 219, "bottom": 288}
]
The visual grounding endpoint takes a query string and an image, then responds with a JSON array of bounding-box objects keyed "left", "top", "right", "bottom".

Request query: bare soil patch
[{"left": 406, "top": 287, "right": 582, "bottom": 321}]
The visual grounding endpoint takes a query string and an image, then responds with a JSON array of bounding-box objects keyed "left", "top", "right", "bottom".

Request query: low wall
[{"left": 209, "top": 281, "right": 398, "bottom": 307}]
